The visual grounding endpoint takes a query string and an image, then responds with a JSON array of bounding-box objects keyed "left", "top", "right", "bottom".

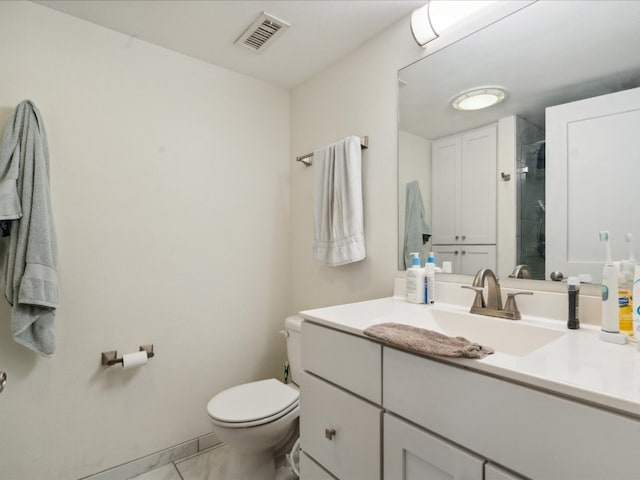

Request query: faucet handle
[
  {"left": 504, "top": 291, "right": 534, "bottom": 320},
  {"left": 461, "top": 285, "right": 485, "bottom": 308}
]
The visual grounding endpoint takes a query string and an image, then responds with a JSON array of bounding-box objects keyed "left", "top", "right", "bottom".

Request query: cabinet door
[
  {"left": 459, "top": 245, "right": 496, "bottom": 275},
  {"left": 460, "top": 124, "right": 497, "bottom": 244},
  {"left": 431, "top": 246, "right": 461, "bottom": 273},
  {"left": 546, "top": 86, "right": 640, "bottom": 281},
  {"left": 300, "top": 372, "right": 381, "bottom": 480},
  {"left": 431, "top": 245, "right": 496, "bottom": 274},
  {"left": 431, "top": 136, "right": 460, "bottom": 244},
  {"left": 300, "top": 452, "right": 337, "bottom": 480},
  {"left": 485, "top": 463, "right": 526, "bottom": 480},
  {"left": 384, "top": 413, "right": 484, "bottom": 480}
]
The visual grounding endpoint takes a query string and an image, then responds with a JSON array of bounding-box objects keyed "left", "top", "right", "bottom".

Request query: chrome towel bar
[{"left": 296, "top": 136, "right": 368, "bottom": 166}]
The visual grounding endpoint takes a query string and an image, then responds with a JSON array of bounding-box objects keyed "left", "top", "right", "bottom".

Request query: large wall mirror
[{"left": 398, "top": 0, "right": 640, "bottom": 285}]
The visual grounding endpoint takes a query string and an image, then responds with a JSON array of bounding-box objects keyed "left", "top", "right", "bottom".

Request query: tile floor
[{"left": 130, "top": 444, "right": 298, "bottom": 480}]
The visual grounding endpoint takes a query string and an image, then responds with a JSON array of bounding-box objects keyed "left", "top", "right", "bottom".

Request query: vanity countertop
[{"left": 300, "top": 296, "right": 640, "bottom": 418}]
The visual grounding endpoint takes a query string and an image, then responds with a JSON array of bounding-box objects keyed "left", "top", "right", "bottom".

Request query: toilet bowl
[{"left": 206, "top": 315, "right": 303, "bottom": 480}]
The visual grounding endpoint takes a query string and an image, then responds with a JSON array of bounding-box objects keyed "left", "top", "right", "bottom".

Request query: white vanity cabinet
[
  {"left": 300, "top": 322, "right": 382, "bottom": 480},
  {"left": 300, "top": 317, "right": 640, "bottom": 479},
  {"left": 431, "top": 123, "right": 497, "bottom": 247}
]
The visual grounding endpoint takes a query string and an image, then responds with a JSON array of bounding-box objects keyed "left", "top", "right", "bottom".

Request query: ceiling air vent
[{"left": 234, "top": 12, "right": 291, "bottom": 54}]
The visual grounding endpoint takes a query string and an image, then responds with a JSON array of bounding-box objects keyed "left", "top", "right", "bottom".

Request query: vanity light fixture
[
  {"left": 411, "top": 0, "right": 497, "bottom": 47},
  {"left": 451, "top": 87, "right": 506, "bottom": 111},
  {"left": 410, "top": 2, "right": 438, "bottom": 46}
]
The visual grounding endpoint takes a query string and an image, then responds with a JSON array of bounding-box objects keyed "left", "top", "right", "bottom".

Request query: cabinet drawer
[
  {"left": 300, "top": 452, "right": 337, "bottom": 480},
  {"left": 302, "top": 321, "right": 381, "bottom": 403},
  {"left": 300, "top": 372, "right": 381, "bottom": 480},
  {"left": 383, "top": 346, "right": 640, "bottom": 479}
]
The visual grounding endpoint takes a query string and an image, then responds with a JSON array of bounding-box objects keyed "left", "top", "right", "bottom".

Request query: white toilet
[{"left": 206, "top": 315, "right": 302, "bottom": 480}]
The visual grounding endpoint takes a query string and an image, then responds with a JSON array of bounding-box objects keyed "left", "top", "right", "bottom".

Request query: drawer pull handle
[{"left": 324, "top": 428, "right": 336, "bottom": 440}]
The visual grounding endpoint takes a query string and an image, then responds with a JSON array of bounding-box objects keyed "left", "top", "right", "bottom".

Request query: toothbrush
[
  {"left": 625, "top": 233, "right": 635, "bottom": 262},
  {"left": 599, "top": 231, "right": 619, "bottom": 333},
  {"left": 600, "top": 230, "right": 613, "bottom": 265}
]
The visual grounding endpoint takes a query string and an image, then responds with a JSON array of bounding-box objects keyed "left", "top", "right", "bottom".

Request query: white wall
[
  {"left": 289, "top": 2, "right": 530, "bottom": 312},
  {"left": 0, "top": 2, "right": 290, "bottom": 479},
  {"left": 290, "top": 19, "right": 415, "bottom": 312}
]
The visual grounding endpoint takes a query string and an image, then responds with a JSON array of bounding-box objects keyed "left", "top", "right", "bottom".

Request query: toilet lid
[{"left": 207, "top": 378, "right": 299, "bottom": 424}]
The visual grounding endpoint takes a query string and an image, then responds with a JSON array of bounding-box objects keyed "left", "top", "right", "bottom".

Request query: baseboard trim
[{"left": 80, "top": 433, "right": 221, "bottom": 480}]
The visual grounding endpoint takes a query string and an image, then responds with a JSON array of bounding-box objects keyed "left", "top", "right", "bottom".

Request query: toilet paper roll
[{"left": 122, "top": 351, "right": 148, "bottom": 369}]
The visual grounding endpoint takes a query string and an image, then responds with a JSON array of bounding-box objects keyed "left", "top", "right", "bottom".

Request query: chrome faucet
[
  {"left": 509, "top": 264, "right": 532, "bottom": 279},
  {"left": 462, "top": 268, "right": 533, "bottom": 320}
]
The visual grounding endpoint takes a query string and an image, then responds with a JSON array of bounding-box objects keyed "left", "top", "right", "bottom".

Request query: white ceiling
[{"left": 34, "top": 0, "right": 424, "bottom": 89}]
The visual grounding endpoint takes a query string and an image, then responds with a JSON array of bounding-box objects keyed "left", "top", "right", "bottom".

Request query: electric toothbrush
[{"left": 599, "top": 231, "right": 627, "bottom": 344}]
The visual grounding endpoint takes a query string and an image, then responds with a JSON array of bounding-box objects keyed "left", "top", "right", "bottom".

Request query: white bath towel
[
  {"left": 0, "top": 100, "right": 58, "bottom": 357},
  {"left": 403, "top": 180, "right": 431, "bottom": 269},
  {"left": 312, "top": 136, "right": 365, "bottom": 266}
]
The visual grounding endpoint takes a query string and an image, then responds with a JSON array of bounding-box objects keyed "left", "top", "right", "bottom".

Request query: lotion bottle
[
  {"left": 425, "top": 252, "right": 436, "bottom": 304},
  {"left": 406, "top": 253, "right": 425, "bottom": 304}
]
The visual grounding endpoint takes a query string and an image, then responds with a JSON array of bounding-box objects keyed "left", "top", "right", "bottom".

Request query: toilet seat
[{"left": 207, "top": 378, "right": 299, "bottom": 428}]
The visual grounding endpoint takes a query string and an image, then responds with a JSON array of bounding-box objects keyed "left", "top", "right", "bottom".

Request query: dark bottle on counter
[{"left": 567, "top": 276, "right": 580, "bottom": 329}]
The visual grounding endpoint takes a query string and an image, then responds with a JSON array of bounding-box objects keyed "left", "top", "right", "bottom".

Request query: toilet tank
[{"left": 284, "top": 315, "right": 303, "bottom": 386}]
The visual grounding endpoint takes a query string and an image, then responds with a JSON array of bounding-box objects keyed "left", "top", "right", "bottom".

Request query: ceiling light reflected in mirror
[{"left": 452, "top": 87, "right": 506, "bottom": 111}]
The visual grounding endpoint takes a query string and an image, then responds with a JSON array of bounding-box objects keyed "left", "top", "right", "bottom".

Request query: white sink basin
[{"left": 430, "top": 309, "right": 565, "bottom": 356}]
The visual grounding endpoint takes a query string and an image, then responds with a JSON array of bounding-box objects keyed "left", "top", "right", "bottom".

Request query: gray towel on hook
[
  {"left": 0, "top": 100, "right": 58, "bottom": 357},
  {"left": 363, "top": 323, "right": 494, "bottom": 359},
  {"left": 403, "top": 180, "right": 431, "bottom": 269}
]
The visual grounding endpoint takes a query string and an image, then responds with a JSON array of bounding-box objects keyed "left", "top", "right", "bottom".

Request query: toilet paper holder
[{"left": 101, "top": 344, "right": 155, "bottom": 366}]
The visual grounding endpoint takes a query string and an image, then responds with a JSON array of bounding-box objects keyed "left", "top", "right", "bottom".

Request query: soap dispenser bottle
[{"left": 406, "top": 253, "right": 425, "bottom": 304}]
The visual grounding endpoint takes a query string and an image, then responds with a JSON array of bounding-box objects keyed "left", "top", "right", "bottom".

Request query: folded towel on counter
[
  {"left": 312, "top": 136, "right": 365, "bottom": 266},
  {"left": 363, "top": 322, "right": 494, "bottom": 359}
]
